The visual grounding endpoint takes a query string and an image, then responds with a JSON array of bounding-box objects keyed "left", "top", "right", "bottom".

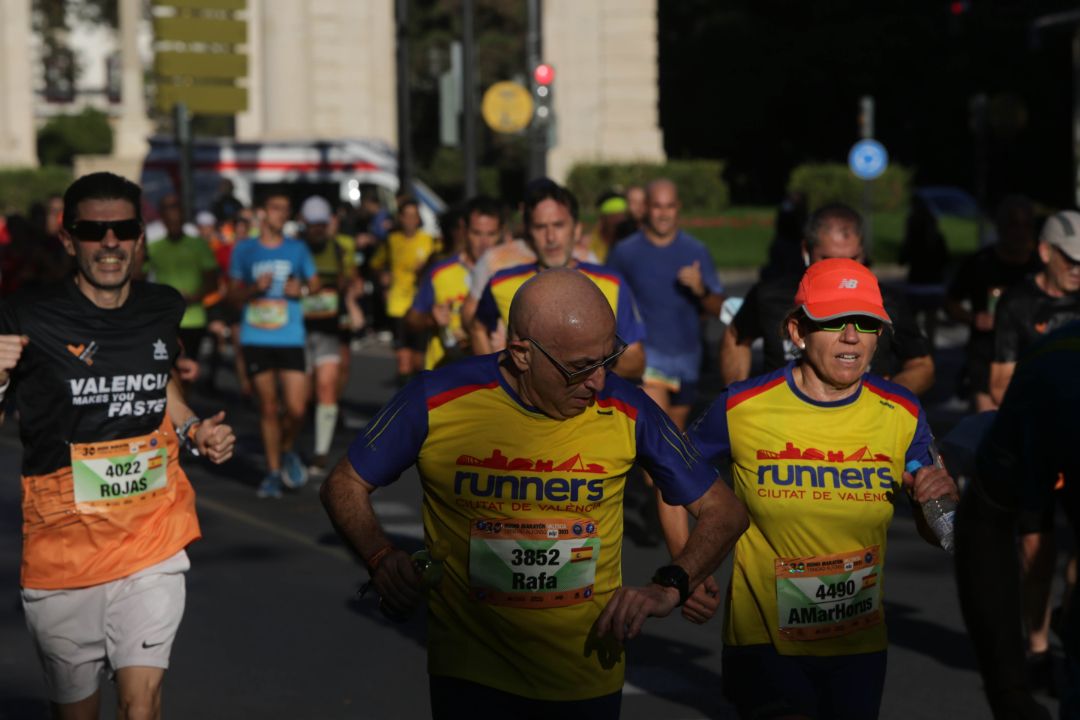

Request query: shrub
[
  {"left": 0, "top": 166, "right": 73, "bottom": 215},
  {"left": 36, "top": 108, "right": 113, "bottom": 167},
  {"left": 786, "top": 163, "right": 911, "bottom": 214},
  {"left": 566, "top": 160, "right": 730, "bottom": 212}
]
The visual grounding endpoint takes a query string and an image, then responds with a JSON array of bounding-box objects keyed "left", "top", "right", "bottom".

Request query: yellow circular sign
[{"left": 481, "top": 81, "right": 534, "bottom": 134}]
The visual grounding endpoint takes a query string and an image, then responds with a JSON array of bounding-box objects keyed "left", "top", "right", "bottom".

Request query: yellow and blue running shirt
[
  {"left": 411, "top": 254, "right": 471, "bottom": 370},
  {"left": 474, "top": 262, "right": 646, "bottom": 345},
  {"left": 689, "top": 364, "right": 931, "bottom": 657},
  {"left": 347, "top": 353, "right": 716, "bottom": 700}
]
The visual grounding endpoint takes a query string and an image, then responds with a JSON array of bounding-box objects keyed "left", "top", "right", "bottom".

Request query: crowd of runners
[{"left": 0, "top": 170, "right": 1077, "bottom": 719}]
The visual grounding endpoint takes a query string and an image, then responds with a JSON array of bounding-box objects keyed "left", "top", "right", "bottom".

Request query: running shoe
[
  {"left": 308, "top": 455, "right": 328, "bottom": 480},
  {"left": 281, "top": 451, "right": 309, "bottom": 489},
  {"left": 256, "top": 473, "right": 284, "bottom": 499}
]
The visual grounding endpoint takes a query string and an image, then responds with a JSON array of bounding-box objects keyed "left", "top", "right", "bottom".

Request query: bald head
[
  {"left": 645, "top": 178, "right": 678, "bottom": 203},
  {"left": 509, "top": 267, "right": 614, "bottom": 342}
]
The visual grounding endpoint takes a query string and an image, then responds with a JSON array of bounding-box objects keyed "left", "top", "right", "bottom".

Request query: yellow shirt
[{"left": 372, "top": 230, "right": 438, "bottom": 317}]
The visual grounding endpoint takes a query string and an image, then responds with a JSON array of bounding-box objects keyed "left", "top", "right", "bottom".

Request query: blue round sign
[{"left": 848, "top": 139, "right": 889, "bottom": 180}]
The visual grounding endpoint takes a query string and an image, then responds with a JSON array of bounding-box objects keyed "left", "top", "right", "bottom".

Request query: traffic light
[{"left": 532, "top": 62, "right": 554, "bottom": 126}]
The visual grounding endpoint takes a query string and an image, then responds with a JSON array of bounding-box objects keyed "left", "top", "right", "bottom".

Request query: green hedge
[
  {"left": 787, "top": 163, "right": 911, "bottom": 214},
  {"left": 36, "top": 108, "right": 113, "bottom": 168},
  {"left": 566, "top": 160, "right": 730, "bottom": 212},
  {"left": 0, "top": 166, "right": 73, "bottom": 215}
]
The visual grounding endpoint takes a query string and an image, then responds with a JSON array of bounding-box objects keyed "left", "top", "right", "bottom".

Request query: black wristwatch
[{"left": 651, "top": 564, "right": 690, "bottom": 606}]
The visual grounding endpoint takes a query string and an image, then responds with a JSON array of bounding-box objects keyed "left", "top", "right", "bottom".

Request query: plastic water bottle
[
  {"left": 412, "top": 538, "right": 451, "bottom": 591},
  {"left": 906, "top": 442, "right": 956, "bottom": 554}
]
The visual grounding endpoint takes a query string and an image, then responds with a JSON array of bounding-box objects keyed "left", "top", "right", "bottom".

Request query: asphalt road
[{"left": 0, "top": 274, "right": 1067, "bottom": 719}]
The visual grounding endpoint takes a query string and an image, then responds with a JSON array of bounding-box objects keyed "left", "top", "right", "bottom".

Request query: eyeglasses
[
  {"left": 67, "top": 219, "right": 142, "bottom": 241},
  {"left": 808, "top": 317, "right": 884, "bottom": 334},
  {"left": 1053, "top": 245, "right": 1080, "bottom": 268},
  {"left": 523, "top": 335, "right": 627, "bottom": 384}
]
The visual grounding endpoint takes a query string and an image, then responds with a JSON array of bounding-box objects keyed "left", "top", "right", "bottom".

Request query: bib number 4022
[
  {"left": 510, "top": 548, "right": 561, "bottom": 567},
  {"left": 104, "top": 461, "right": 142, "bottom": 478},
  {"left": 815, "top": 579, "right": 857, "bottom": 600}
]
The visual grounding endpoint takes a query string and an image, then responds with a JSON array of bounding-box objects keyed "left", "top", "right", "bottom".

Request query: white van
[{"left": 139, "top": 137, "right": 446, "bottom": 234}]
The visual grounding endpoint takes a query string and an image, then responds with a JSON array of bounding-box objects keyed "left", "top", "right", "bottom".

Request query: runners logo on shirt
[
  {"left": 153, "top": 339, "right": 169, "bottom": 361},
  {"left": 67, "top": 341, "right": 98, "bottom": 366},
  {"left": 756, "top": 442, "right": 891, "bottom": 463}
]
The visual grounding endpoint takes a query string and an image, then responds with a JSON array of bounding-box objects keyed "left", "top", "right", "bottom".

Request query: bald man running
[{"left": 322, "top": 268, "right": 747, "bottom": 718}]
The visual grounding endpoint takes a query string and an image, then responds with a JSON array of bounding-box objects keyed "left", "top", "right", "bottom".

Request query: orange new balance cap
[{"left": 794, "top": 258, "right": 891, "bottom": 323}]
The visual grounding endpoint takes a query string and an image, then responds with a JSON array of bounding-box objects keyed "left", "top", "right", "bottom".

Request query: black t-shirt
[
  {"left": 993, "top": 276, "right": 1080, "bottom": 363},
  {"left": 731, "top": 271, "right": 932, "bottom": 379},
  {"left": 0, "top": 280, "right": 184, "bottom": 476}
]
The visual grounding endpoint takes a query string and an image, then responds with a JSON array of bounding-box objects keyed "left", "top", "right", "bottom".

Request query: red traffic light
[
  {"left": 533, "top": 63, "right": 554, "bottom": 86},
  {"left": 949, "top": 1, "right": 968, "bottom": 15}
]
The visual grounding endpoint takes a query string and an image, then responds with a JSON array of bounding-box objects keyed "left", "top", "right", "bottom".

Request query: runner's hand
[
  {"left": 283, "top": 276, "right": 303, "bottom": 298},
  {"left": 0, "top": 335, "right": 29, "bottom": 381},
  {"left": 431, "top": 303, "right": 451, "bottom": 328},
  {"left": 373, "top": 549, "right": 423, "bottom": 617},
  {"left": 176, "top": 357, "right": 200, "bottom": 382},
  {"left": 681, "top": 575, "right": 721, "bottom": 624},
  {"left": 902, "top": 465, "right": 958, "bottom": 505},
  {"left": 255, "top": 273, "right": 274, "bottom": 293},
  {"left": 974, "top": 310, "right": 994, "bottom": 333},
  {"left": 195, "top": 411, "right": 236, "bottom": 464},
  {"left": 676, "top": 260, "right": 705, "bottom": 297},
  {"left": 593, "top": 583, "right": 680, "bottom": 644}
]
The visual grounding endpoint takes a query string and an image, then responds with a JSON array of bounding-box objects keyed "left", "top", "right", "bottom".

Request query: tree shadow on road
[
  {"left": 883, "top": 599, "right": 978, "bottom": 670},
  {"left": 623, "top": 632, "right": 737, "bottom": 719}
]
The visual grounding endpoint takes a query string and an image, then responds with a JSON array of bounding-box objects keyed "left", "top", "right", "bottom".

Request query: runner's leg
[
  {"left": 115, "top": 667, "right": 165, "bottom": 720},
  {"left": 252, "top": 369, "right": 282, "bottom": 473}
]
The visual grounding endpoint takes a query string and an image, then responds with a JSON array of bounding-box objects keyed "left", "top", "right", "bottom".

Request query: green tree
[{"left": 36, "top": 108, "right": 114, "bottom": 167}]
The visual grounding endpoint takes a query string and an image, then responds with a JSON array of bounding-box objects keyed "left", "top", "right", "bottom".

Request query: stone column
[
  {"left": 112, "top": 0, "right": 153, "bottom": 159},
  {"left": 0, "top": 0, "right": 38, "bottom": 167},
  {"left": 543, "top": 0, "right": 665, "bottom": 183}
]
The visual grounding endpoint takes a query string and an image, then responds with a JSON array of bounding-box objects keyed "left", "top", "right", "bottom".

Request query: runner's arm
[
  {"left": 719, "top": 324, "right": 752, "bottom": 385},
  {"left": 0, "top": 334, "right": 29, "bottom": 388},
  {"left": 988, "top": 361, "right": 1016, "bottom": 406},
  {"left": 614, "top": 341, "right": 644, "bottom": 381},
  {"left": 890, "top": 355, "right": 935, "bottom": 396},
  {"left": 165, "top": 380, "right": 235, "bottom": 463},
  {"left": 320, "top": 458, "right": 422, "bottom": 613}
]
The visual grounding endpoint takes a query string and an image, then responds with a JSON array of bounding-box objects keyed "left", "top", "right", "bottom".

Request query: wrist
[
  {"left": 177, "top": 416, "right": 202, "bottom": 455},
  {"left": 651, "top": 564, "right": 691, "bottom": 606}
]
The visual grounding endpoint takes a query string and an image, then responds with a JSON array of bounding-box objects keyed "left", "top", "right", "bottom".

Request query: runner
[
  {"left": 987, "top": 209, "right": 1080, "bottom": 687},
  {"left": 299, "top": 195, "right": 357, "bottom": 477},
  {"left": 721, "top": 203, "right": 934, "bottom": 395},
  {"left": 142, "top": 194, "right": 219, "bottom": 371},
  {"left": 321, "top": 268, "right": 747, "bottom": 717},
  {"left": 686, "top": 259, "right": 957, "bottom": 719},
  {"left": 0, "top": 172, "right": 235, "bottom": 719},
  {"left": 370, "top": 198, "right": 439, "bottom": 386},
  {"left": 957, "top": 321, "right": 1080, "bottom": 720},
  {"left": 606, "top": 178, "right": 723, "bottom": 430},
  {"left": 228, "top": 191, "right": 319, "bottom": 498},
  {"left": 406, "top": 195, "right": 503, "bottom": 369},
  {"left": 469, "top": 181, "right": 646, "bottom": 380}
]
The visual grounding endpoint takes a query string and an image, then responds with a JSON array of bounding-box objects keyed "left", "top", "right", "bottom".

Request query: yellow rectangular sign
[
  {"left": 154, "top": 17, "right": 246, "bottom": 44},
  {"left": 156, "top": 84, "right": 248, "bottom": 114},
  {"left": 155, "top": 51, "right": 247, "bottom": 79},
  {"left": 153, "top": 0, "right": 246, "bottom": 10}
]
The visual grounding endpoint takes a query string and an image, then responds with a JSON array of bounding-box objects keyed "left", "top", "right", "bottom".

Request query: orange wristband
[{"left": 365, "top": 544, "right": 395, "bottom": 574}]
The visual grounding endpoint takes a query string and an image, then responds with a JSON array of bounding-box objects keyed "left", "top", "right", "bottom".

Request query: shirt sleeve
[
  {"left": 347, "top": 377, "right": 430, "bottom": 486},
  {"left": 614, "top": 279, "right": 647, "bottom": 345},
  {"left": 992, "top": 291, "right": 1024, "bottom": 363},
  {"left": 411, "top": 271, "right": 436, "bottom": 314},
  {"left": 731, "top": 282, "right": 763, "bottom": 341},
  {"left": 299, "top": 244, "right": 318, "bottom": 281},
  {"left": 686, "top": 394, "right": 733, "bottom": 468},
  {"left": 903, "top": 407, "right": 934, "bottom": 470},
  {"left": 633, "top": 389, "right": 717, "bottom": 506},
  {"left": 228, "top": 242, "right": 247, "bottom": 282},
  {"left": 474, "top": 281, "right": 499, "bottom": 332}
]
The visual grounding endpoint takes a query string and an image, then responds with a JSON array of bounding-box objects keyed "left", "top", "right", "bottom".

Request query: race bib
[
  {"left": 70, "top": 432, "right": 170, "bottom": 511},
  {"left": 246, "top": 299, "right": 288, "bottom": 329},
  {"left": 301, "top": 289, "right": 340, "bottom": 319},
  {"left": 775, "top": 546, "right": 882, "bottom": 641},
  {"left": 469, "top": 517, "right": 600, "bottom": 608}
]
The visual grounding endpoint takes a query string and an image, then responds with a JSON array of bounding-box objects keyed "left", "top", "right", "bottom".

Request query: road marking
[{"left": 195, "top": 494, "right": 355, "bottom": 564}]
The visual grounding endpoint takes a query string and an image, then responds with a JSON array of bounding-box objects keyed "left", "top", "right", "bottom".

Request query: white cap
[
  {"left": 195, "top": 211, "right": 216, "bottom": 227},
  {"left": 1040, "top": 210, "right": 1080, "bottom": 260},
  {"left": 301, "top": 196, "right": 332, "bottom": 224}
]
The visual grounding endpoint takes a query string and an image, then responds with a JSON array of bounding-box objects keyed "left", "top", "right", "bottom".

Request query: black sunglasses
[
  {"left": 66, "top": 219, "right": 143, "bottom": 242},
  {"left": 524, "top": 335, "right": 627, "bottom": 384},
  {"left": 807, "top": 316, "right": 884, "bottom": 334}
]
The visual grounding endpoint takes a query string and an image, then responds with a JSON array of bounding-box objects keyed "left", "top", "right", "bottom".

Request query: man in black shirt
[
  {"left": 988, "top": 210, "right": 1080, "bottom": 678},
  {"left": 945, "top": 195, "right": 1041, "bottom": 411},
  {"left": 721, "top": 203, "right": 934, "bottom": 395}
]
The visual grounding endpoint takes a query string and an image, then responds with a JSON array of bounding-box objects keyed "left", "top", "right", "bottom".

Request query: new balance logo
[{"left": 838, "top": 279, "right": 859, "bottom": 289}]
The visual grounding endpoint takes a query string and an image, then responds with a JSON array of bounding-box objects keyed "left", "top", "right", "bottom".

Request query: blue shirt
[
  {"left": 229, "top": 236, "right": 317, "bottom": 347},
  {"left": 607, "top": 230, "right": 723, "bottom": 370}
]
